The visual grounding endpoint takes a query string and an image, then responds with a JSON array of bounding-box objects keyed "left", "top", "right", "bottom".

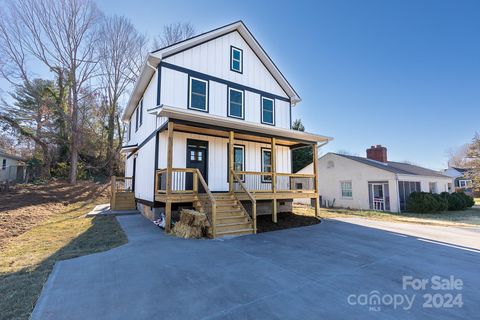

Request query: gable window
[
  {"left": 138, "top": 99, "right": 143, "bottom": 128},
  {"left": 2, "top": 159, "right": 6, "bottom": 170},
  {"left": 261, "top": 97, "right": 275, "bottom": 125},
  {"left": 340, "top": 181, "right": 352, "bottom": 198},
  {"left": 135, "top": 107, "right": 139, "bottom": 132},
  {"left": 189, "top": 77, "right": 208, "bottom": 111},
  {"left": 261, "top": 149, "right": 272, "bottom": 182},
  {"left": 230, "top": 46, "right": 243, "bottom": 73},
  {"left": 228, "top": 88, "right": 244, "bottom": 119}
]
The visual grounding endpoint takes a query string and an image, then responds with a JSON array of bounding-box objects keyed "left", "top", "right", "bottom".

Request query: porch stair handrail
[
  {"left": 231, "top": 169, "right": 257, "bottom": 234},
  {"left": 194, "top": 168, "right": 217, "bottom": 237}
]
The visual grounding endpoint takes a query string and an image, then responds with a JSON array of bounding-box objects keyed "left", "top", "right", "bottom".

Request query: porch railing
[
  {"left": 111, "top": 176, "right": 133, "bottom": 192},
  {"left": 233, "top": 171, "right": 315, "bottom": 193},
  {"left": 231, "top": 169, "right": 256, "bottom": 234}
]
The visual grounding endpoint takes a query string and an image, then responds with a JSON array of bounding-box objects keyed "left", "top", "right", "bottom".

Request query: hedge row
[{"left": 406, "top": 191, "right": 475, "bottom": 213}]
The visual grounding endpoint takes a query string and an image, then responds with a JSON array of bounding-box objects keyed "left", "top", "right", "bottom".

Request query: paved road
[{"left": 32, "top": 215, "right": 480, "bottom": 319}]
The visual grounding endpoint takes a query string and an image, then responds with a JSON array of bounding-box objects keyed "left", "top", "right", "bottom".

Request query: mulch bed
[{"left": 256, "top": 212, "right": 320, "bottom": 233}]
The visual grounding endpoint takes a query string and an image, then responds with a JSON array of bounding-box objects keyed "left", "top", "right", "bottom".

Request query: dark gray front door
[{"left": 186, "top": 139, "right": 208, "bottom": 190}]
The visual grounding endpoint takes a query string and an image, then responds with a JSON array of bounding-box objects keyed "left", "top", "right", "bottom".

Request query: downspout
[{"left": 394, "top": 174, "right": 401, "bottom": 213}]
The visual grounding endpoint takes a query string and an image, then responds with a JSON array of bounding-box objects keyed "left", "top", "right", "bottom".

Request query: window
[
  {"left": 228, "top": 145, "right": 245, "bottom": 181},
  {"left": 261, "top": 149, "right": 272, "bottom": 182},
  {"left": 127, "top": 121, "right": 131, "bottom": 141},
  {"left": 398, "top": 181, "right": 421, "bottom": 211},
  {"left": 138, "top": 99, "right": 143, "bottom": 128},
  {"left": 340, "top": 181, "right": 352, "bottom": 198},
  {"left": 327, "top": 160, "right": 335, "bottom": 169},
  {"left": 261, "top": 97, "right": 275, "bottom": 125},
  {"left": 429, "top": 182, "right": 437, "bottom": 193},
  {"left": 135, "top": 107, "right": 139, "bottom": 132},
  {"left": 189, "top": 77, "right": 208, "bottom": 111},
  {"left": 459, "top": 180, "right": 472, "bottom": 188},
  {"left": 1, "top": 159, "right": 6, "bottom": 170},
  {"left": 228, "top": 88, "right": 244, "bottom": 119},
  {"left": 230, "top": 46, "right": 243, "bottom": 73}
]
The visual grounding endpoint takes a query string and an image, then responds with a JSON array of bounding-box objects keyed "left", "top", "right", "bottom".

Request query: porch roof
[{"left": 156, "top": 105, "right": 333, "bottom": 145}]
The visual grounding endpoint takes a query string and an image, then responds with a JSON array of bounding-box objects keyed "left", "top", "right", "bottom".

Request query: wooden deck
[{"left": 155, "top": 191, "right": 317, "bottom": 203}]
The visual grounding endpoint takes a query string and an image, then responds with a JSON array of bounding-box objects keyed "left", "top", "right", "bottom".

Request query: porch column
[
  {"left": 229, "top": 130, "right": 234, "bottom": 193},
  {"left": 312, "top": 143, "right": 320, "bottom": 218},
  {"left": 165, "top": 121, "right": 174, "bottom": 232},
  {"left": 271, "top": 137, "right": 277, "bottom": 223}
]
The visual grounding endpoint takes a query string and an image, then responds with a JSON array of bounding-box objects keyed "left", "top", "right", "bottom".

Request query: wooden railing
[
  {"left": 111, "top": 176, "right": 133, "bottom": 192},
  {"left": 195, "top": 169, "right": 217, "bottom": 237},
  {"left": 232, "top": 171, "right": 315, "bottom": 193},
  {"left": 155, "top": 168, "right": 196, "bottom": 193},
  {"left": 275, "top": 173, "right": 315, "bottom": 193},
  {"left": 231, "top": 169, "right": 256, "bottom": 234}
]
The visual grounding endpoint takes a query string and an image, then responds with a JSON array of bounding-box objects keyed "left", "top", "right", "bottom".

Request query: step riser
[
  {"left": 216, "top": 217, "right": 248, "bottom": 224},
  {"left": 217, "top": 223, "right": 252, "bottom": 232},
  {"left": 216, "top": 230, "right": 253, "bottom": 237}
]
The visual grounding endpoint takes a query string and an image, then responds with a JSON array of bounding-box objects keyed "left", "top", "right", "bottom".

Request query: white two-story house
[{"left": 117, "top": 21, "right": 332, "bottom": 238}]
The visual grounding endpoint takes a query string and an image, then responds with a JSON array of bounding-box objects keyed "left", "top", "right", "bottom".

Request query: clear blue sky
[{"left": 78, "top": 1, "right": 480, "bottom": 169}]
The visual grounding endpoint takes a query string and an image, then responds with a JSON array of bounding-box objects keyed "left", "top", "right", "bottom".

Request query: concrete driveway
[{"left": 33, "top": 215, "right": 480, "bottom": 319}]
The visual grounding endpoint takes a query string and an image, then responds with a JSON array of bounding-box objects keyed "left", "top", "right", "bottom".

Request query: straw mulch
[{"left": 171, "top": 209, "right": 211, "bottom": 239}]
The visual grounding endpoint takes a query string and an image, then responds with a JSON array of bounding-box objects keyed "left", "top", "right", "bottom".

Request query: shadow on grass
[{"left": 0, "top": 216, "right": 127, "bottom": 320}]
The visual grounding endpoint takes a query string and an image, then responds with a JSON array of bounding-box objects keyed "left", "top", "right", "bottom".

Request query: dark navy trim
[
  {"left": 187, "top": 76, "right": 209, "bottom": 113},
  {"left": 156, "top": 66, "right": 162, "bottom": 106},
  {"left": 161, "top": 62, "right": 289, "bottom": 102},
  {"left": 122, "top": 144, "right": 138, "bottom": 149},
  {"left": 227, "top": 87, "right": 245, "bottom": 120},
  {"left": 230, "top": 46, "right": 243, "bottom": 74},
  {"left": 127, "top": 128, "right": 159, "bottom": 159},
  {"left": 289, "top": 101, "right": 292, "bottom": 129},
  {"left": 147, "top": 106, "right": 162, "bottom": 112},
  {"left": 260, "top": 96, "right": 275, "bottom": 126},
  {"left": 260, "top": 147, "right": 272, "bottom": 183},
  {"left": 153, "top": 131, "right": 160, "bottom": 202}
]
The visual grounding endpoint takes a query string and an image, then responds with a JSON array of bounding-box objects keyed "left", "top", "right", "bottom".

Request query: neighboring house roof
[
  {"left": 451, "top": 167, "right": 471, "bottom": 174},
  {"left": 123, "top": 20, "right": 300, "bottom": 121},
  {"left": 0, "top": 149, "right": 25, "bottom": 162},
  {"left": 331, "top": 153, "right": 449, "bottom": 178}
]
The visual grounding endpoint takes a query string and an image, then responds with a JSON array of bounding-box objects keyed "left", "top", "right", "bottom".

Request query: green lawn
[
  {"left": 294, "top": 204, "right": 480, "bottom": 227},
  {"left": 0, "top": 184, "right": 127, "bottom": 320}
]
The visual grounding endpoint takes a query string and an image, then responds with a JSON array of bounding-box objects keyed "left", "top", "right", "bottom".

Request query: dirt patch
[
  {"left": 0, "top": 181, "right": 110, "bottom": 248},
  {"left": 256, "top": 212, "right": 320, "bottom": 233}
]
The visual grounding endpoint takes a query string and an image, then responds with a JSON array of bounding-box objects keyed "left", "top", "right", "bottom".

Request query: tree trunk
[
  {"left": 106, "top": 101, "right": 116, "bottom": 176},
  {"left": 69, "top": 82, "right": 79, "bottom": 185}
]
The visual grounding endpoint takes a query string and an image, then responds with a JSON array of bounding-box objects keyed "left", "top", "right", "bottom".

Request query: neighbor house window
[
  {"left": 135, "top": 107, "right": 139, "bottom": 132},
  {"left": 230, "top": 46, "right": 243, "bottom": 73},
  {"left": 261, "top": 149, "right": 272, "bottom": 182},
  {"left": 189, "top": 77, "right": 208, "bottom": 111},
  {"left": 340, "top": 181, "right": 352, "bottom": 198},
  {"left": 261, "top": 97, "right": 275, "bottom": 125},
  {"left": 228, "top": 88, "right": 244, "bottom": 119},
  {"left": 1, "top": 159, "right": 6, "bottom": 170},
  {"left": 458, "top": 180, "right": 471, "bottom": 188},
  {"left": 429, "top": 182, "right": 437, "bottom": 193}
]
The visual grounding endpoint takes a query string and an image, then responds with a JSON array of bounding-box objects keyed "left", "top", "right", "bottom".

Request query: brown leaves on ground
[{"left": 0, "top": 181, "right": 110, "bottom": 248}]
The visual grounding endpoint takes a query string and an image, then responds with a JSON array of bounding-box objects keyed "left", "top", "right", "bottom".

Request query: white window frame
[
  {"left": 233, "top": 145, "right": 245, "bottom": 172},
  {"left": 228, "top": 87, "right": 244, "bottom": 119},
  {"left": 230, "top": 46, "right": 243, "bottom": 73},
  {"left": 261, "top": 97, "right": 275, "bottom": 125},
  {"left": 189, "top": 77, "right": 208, "bottom": 112},
  {"left": 340, "top": 180, "right": 353, "bottom": 198},
  {"left": 261, "top": 148, "right": 272, "bottom": 183}
]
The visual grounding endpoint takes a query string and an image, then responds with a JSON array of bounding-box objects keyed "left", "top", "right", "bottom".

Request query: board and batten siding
[{"left": 157, "top": 131, "right": 291, "bottom": 192}]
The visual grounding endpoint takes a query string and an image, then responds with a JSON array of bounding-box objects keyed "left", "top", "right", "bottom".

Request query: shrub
[
  {"left": 406, "top": 192, "right": 441, "bottom": 213},
  {"left": 446, "top": 193, "right": 467, "bottom": 211},
  {"left": 432, "top": 194, "right": 448, "bottom": 212},
  {"left": 456, "top": 192, "right": 475, "bottom": 208}
]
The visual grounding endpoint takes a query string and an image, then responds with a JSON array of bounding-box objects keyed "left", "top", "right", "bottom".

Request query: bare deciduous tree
[
  {"left": 153, "top": 22, "right": 196, "bottom": 49},
  {"left": 4, "top": 0, "right": 102, "bottom": 184},
  {"left": 98, "top": 15, "right": 148, "bottom": 175}
]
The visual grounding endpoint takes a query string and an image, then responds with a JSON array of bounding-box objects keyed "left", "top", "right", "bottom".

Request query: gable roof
[
  {"left": 0, "top": 149, "right": 25, "bottom": 161},
  {"left": 331, "top": 153, "right": 449, "bottom": 178},
  {"left": 450, "top": 167, "right": 471, "bottom": 174},
  {"left": 122, "top": 21, "right": 300, "bottom": 121}
]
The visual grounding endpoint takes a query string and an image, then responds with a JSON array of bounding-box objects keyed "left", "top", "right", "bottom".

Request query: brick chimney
[{"left": 366, "top": 145, "right": 388, "bottom": 163}]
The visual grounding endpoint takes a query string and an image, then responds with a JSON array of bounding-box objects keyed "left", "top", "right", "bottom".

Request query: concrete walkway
[
  {"left": 85, "top": 204, "right": 139, "bottom": 217},
  {"left": 32, "top": 215, "right": 480, "bottom": 319}
]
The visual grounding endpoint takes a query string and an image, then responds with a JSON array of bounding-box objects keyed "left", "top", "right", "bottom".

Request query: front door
[
  {"left": 186, "top": 139, "right": 208, "bottom": 190},
  {"left": 371, "top": 183, "right": 385, "bottom": 210}
]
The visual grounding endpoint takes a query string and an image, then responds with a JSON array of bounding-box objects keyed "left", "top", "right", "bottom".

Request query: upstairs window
[
  {"left": 230, "top": 46, "right": 243, "bottom": 73},
  {"left": 189, "top": 77, "right": 208, "bottom": 111},
  {"left": 228, "top": 88, "right": 244, "bottom": 119},
  {"left": 138, "top": 99, "right": 143, "bottom": 127},
  {"left": 135, "top": 107, "right": 139, "bottom": 132},
  {"left": 2, "top": 159, "right": 6, "bottom": 170},
  {"left": 261, "top": 97, "right": 275, "bottom": 125}
]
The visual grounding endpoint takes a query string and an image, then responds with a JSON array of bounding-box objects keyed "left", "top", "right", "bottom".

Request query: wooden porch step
[
  {"left": 216, "top": 207, "right": 243, "bottom": 214},
  {"left": 216, "top": 215, "right": 249, "bottom": 224},
  {"left": 216, "top": 221, "right": 252, "bottom": 232},
  {"left": 216, "top": 228, "right": 254, "bottom": 237}
]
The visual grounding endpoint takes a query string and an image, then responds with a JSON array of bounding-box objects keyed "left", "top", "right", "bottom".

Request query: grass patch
[
  {"left": 294, "top": 204, "right": 480, "bottom": 227},
  {"left": 0, "top": 183, "right": 127, "bottom": 320}
]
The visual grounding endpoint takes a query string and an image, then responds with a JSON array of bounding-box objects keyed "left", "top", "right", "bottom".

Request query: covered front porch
[{"left": 153, "top": 116, "right": 324, "bottom": 238}]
